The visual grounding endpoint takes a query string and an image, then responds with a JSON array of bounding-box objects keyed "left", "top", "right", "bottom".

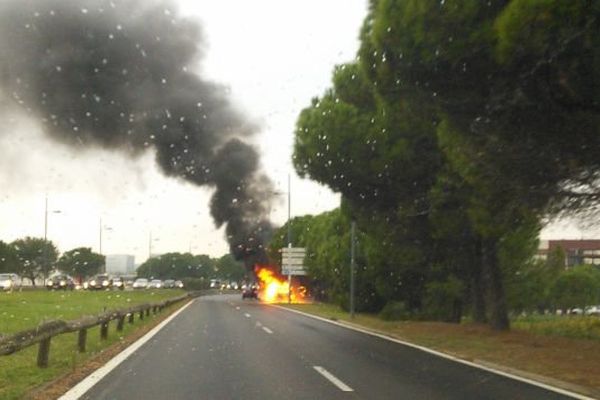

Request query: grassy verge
[
  {"left": 0, "top": 289, "right": 187, "bottom": 400},
  {"left": 282, "top": 302, "right": 600, "bottom": 394}
]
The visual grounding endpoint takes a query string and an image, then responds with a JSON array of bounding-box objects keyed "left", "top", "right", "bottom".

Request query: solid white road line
[
  {"left": 58, "top": 299, "right": 195, "bottom": 400},
  {"left": 262, "top": 326, "right": 273, "bottom": 334},
  {"left": 313, "top": 366, "right": 354, "bottom": 392},
  {"left": 275, "top": 305, "right": 596, "bottom": 400},
  {"left": 244, "top": 312, "right": 251, "bottom": 318}
]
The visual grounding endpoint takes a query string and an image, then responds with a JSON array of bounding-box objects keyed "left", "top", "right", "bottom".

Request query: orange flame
[{"left": 254, "top": 265, "right": 308, "bottom": 304}]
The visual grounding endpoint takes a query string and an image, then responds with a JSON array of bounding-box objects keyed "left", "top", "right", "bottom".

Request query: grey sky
[{"left": 0, "top": 0, "right": 367, "bottom": 262}]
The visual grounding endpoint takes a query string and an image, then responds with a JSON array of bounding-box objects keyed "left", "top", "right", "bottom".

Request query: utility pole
[
  {"left": 350, "top": 220, "right": 356, "bottom": 319},
  {"left": 99, "top": 217, "right": 102, "bottom": 255},
  {"left": 287, "top": 173, "right": 292, "bottom": 304},
  {"left": 148, "top": 231, "right": 152, "bottom": 260},
  {"left": 44, "top": 195, "right": 48, "bottom": 242}
]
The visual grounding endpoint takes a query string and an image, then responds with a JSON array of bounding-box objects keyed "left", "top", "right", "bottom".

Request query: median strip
[{"left": 313, "top": 366, "right": 353, "bottom": 392}]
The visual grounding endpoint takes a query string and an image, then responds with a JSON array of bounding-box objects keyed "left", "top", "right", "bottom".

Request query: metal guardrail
[{"left": 0, "top": 292, "right": 199, "bottom": 367}]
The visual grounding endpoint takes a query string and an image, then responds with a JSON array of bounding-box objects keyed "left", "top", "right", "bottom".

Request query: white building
[{"left": 105, "top": 254, "right": 135, "bottom": 275}]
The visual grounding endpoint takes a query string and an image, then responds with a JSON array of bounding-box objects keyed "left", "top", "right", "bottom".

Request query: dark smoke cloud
[{"left": 0, "top": 0, "right": 273, "bottom": 265}]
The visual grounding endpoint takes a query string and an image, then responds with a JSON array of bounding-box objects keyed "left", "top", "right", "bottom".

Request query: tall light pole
[
  {"left": 350, "top": 220, "right": 356, "bottom": 319},
  {"left": 99, "top": 218, "right": 113, "bottom": 273},
  {"left": 43, "top": 195, "right": 61, "bottom": 276},
  {"left": 287, "top": 174, "right": 292, "bottom": 304}
]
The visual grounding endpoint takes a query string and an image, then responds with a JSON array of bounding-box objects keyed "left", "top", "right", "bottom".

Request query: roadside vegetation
[
  {"left": 0, "top": 289, "right": 187, "bottom": 400},
  {"left": 267, "top": 1, "right": 600, "bottom": 333}
]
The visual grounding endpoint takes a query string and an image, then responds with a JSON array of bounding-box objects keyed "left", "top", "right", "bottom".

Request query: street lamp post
[
  {"left": 99, "top": 218, "right": 113, "bottom": 273},
  {"left": 43, "top": 195, "right": 61, "bottom": 279},
  {"left": 287, "top": 173, "right": 292, "bottom": 304}
]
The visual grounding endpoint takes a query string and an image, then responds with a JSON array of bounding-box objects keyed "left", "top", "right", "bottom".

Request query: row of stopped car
[{"left": 131, "top": 278, "right": 184, "bottom": 289}]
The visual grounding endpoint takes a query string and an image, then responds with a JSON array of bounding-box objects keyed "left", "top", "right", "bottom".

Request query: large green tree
[
  {"left": 0, "top": 240, "right": 19, "bottom": 273},
  {"left": 362, "top": 0, "right": 600, "bottom": 329},
  {"left": 56, "top": 247, "right": 104, "bottom": 282},
  {"left": 11, "top": 237, "right": 58, "bottom": 285},
  {"left": 136, "top": 252, "right": 215, "bottom": 280}
]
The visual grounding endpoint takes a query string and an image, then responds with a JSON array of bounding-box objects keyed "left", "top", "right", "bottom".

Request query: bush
[
  {"left": 181, "top": 277, "right": 208, "bottom": 291},
  {"left": 423, "top": 276, "right": 464, "bottom": 323},
  {"left": 379, "top": 301, "right": 411, "bottom": 321}
]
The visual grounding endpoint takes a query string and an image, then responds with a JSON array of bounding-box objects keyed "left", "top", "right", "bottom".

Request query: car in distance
[
  {"left": 46, "top": 275, "right": 75, "bottom": 290},
  {"left": 87, "top": 274, "right": 112, "bottom": 290},
  {"left": 112, "top": 277, "right": 125, "bottom": 290},
  {"left": 585, "top": 305, "right": 600, "bottom": 316},
  {"left": 242, "top": 285, "right": 258, "bottom": 300},
  {"left": 0, "top": 273, "right": 21, "bottom": 291},
  {"left": 132, "top": 278, "right": 148, "bottom": 289},
  {"left": 148, "top": 279, "right": 163, "bottom": 289},
  {"left": 174, "top": 280, "right": 184, "bottom": 289},
  {"left": 162, "top": 279, "right": 175, "bottom": 289}
]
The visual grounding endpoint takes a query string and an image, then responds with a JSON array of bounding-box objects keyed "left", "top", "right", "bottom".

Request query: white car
[
  {"left": 132, "top": 278, "right": 148, "bottom": 289},
  {"left": 585, "top": 305, "right": 600, "bottom": 316},
  {"left": 0, "top": 273, "right": 21, "bottom": 291},
  {"left": 147, "top": 279, "right": 163, "bottom": 289}
]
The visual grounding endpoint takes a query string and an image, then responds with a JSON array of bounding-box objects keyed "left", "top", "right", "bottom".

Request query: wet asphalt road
[{"left": 81, "top": 294, "right": 577, "bottom": 400}]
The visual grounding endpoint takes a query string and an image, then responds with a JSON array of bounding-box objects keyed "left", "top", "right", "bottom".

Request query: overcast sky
[
  {"left": 0, "top": 0, "right": 367, "bottom": 263},
  {"left": 0, "top": 0, "right": 590, "bottom": 265}
]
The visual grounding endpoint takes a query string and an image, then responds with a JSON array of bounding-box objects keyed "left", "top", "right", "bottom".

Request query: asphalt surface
[{"left": 81, "top": 294, "right": 578, "bottom": 400}]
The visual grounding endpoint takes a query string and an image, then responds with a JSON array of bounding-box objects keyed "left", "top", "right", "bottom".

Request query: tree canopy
[
  {"left": 291, "top": 0, "right": 600, "bottom": 330},
  {"left": 56, "top": 247, "right": 104, "bottom": 281}
]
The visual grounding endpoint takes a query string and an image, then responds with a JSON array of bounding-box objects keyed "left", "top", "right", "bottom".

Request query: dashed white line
[
  {"left": 244, "top": 312, "right": 251, "bottom": 318},
  {"left": 276, "top": 306, "right": 596, "bottom": 400},
  {"left": 262, "top": 326, "right": 273, "bottom": 334},
  {"left": 313, "top": 366, "right": 353, "bottom": 392},
  {"left": 235, "top": 306, "right": 240, "bottom": 310}
]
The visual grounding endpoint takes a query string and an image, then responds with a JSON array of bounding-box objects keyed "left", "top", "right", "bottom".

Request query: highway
[{"left": 78, "top": 294, "right": 578, "bottom": 400}]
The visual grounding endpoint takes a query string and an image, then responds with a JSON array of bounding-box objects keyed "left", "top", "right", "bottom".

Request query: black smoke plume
[{"left": 0, "top": 0, "right": 273, "bottom": 266}]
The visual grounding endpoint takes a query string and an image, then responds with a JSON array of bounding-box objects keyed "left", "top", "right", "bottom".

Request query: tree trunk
[
  {"left": 471, "top": 237, "right": 487, "bottom": 323},
  {"left": 482, "top": 238, "right": 510, "bottom": 331}
]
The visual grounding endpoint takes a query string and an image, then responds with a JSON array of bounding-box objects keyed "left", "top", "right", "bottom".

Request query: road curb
[{"left": 272, "top": 304, "right": 599, "bottom": 400}]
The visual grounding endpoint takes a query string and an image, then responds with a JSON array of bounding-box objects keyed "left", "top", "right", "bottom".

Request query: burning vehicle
[{"left": 253, "top": 266, "right": 308, "bottom": 304}]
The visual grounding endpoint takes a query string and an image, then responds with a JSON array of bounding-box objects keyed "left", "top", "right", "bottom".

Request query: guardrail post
[
  {"left": 37, "top": 338, "right": 51, "bottom": 368},
  {"left": 100, "top": 322, "right": 109, "bottom": 340},
  {"left": 145, "top": 308, "right": 150, "bottom": 317},
  {"left": 139, "top": 310, "right": 144, "bottom": 320},
  {"left": 116, "top": 316, "right": 125, "bottom": 332},
  {"left": 128, "top": 312, "right": 134, "bottom": 324},
  {"left": 78, "top": 329, "right": 87, "bottom": 353}
]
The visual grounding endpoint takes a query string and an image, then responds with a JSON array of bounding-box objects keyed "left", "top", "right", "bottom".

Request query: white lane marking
[
  {"left": 244, "top": 312, "right": 251, "bottom": 318},
  {"left": 59, "top": 300, "right": 195, "bottom": 400},
  {"left": 274, "top": 306, "right": 596, "bottom": 400},
  {"left": 255, "top": 321, "right": 263, "bottom": 327},
  {"left": 235, "top": 306, "right": 240, "bottom": 310},
  {"left": 262, "top": 326, "right": 273, "bottom": 334},
  {"left": 313, "top": 366, "right": 353, "bottom": 392}
]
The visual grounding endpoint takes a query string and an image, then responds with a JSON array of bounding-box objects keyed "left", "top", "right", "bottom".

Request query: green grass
[
  {"left": 0, "top": 289, "right": 185, "bottom": 335},
  {"left": 0, "top": 289, "right": 186, "bottom": 400},
  {"left": 512, "top": 314, "right": 600, "bottom": 340}
]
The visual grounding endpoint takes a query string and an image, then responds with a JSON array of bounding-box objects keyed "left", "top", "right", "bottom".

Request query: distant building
[
  {"left": 538, "top": 240, "right": 600, "bottom": 267},
  {"left": 105, "top": 254, "right": 135, "bottom": 275}
]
